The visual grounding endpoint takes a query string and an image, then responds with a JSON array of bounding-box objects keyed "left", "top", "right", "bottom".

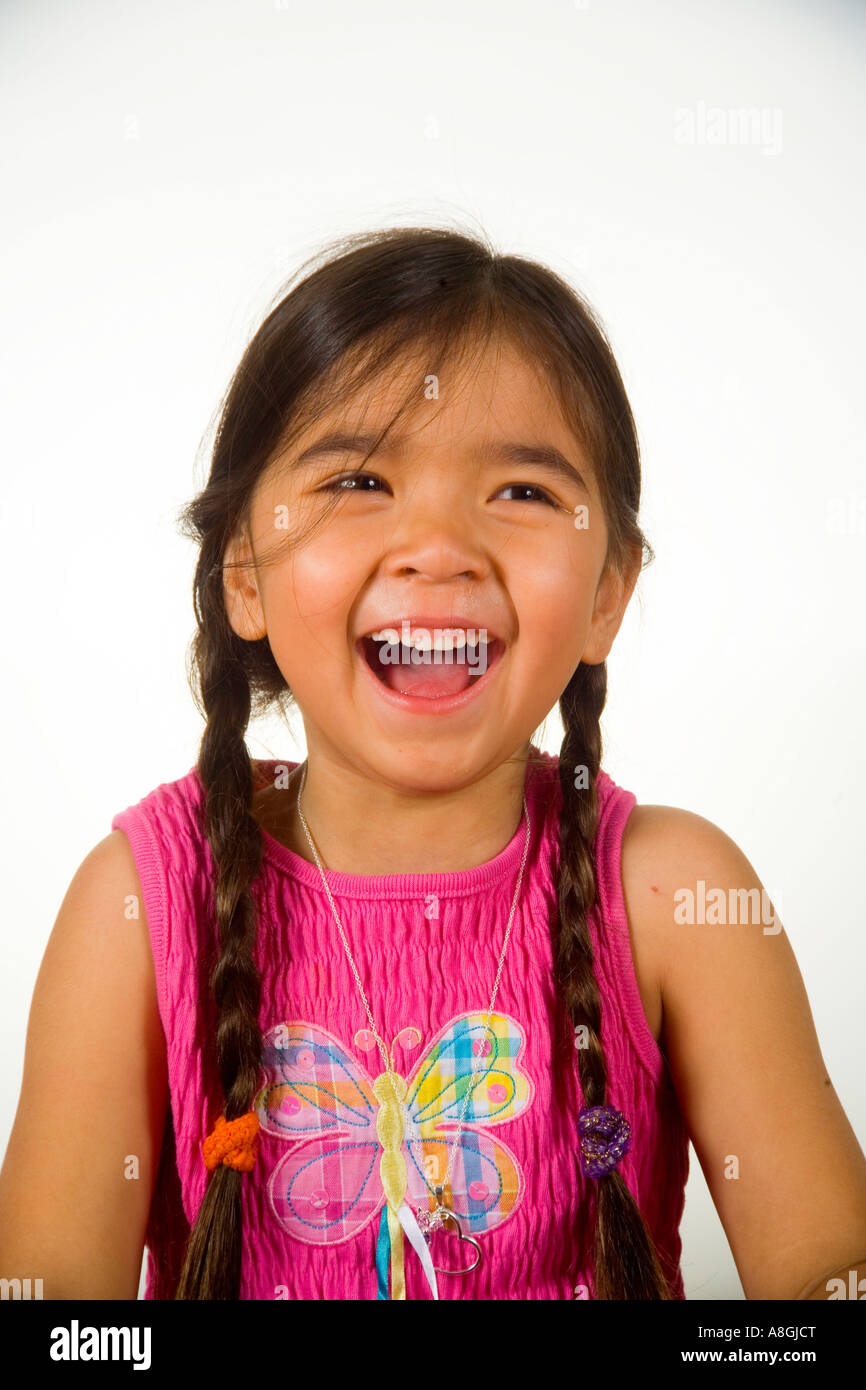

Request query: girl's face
[{"left": 224, "top": 335, "right": 637, "bottom": 793}]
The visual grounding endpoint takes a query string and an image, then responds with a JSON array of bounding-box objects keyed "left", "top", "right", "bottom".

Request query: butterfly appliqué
[{"left": 253, "top": 1011, "right": 533, "bottom": 1248}]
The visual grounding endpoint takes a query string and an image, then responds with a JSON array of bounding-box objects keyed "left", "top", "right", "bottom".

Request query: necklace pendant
[{"left": 420, "top": 1185, "right": 482, "bottom": 1274}]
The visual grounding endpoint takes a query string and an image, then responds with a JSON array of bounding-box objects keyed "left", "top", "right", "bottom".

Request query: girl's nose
[{"left": 380, "top": 505, "right": 491, "bottom": 584}]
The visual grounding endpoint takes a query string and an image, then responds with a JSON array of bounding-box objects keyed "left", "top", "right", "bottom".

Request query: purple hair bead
[{"left": 577, "top": 1104, "right": 631, "bottom": 1179}]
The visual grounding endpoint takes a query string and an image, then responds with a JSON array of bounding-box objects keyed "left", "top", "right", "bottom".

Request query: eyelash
[{"left": 318, "top": 472, "right": 559, "bottom": 508}]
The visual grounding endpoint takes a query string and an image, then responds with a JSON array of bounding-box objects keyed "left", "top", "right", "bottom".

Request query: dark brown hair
[{"left": 173, "top": 224, "right": 671, "bottom": 1299}]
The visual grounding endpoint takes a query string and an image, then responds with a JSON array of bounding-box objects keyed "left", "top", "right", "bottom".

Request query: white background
[{"left": 1, "top": 0, "right": 864, "bottom": 1300}]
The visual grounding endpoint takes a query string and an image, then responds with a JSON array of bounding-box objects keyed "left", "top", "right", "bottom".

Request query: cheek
[
  {"left": 254, "top": 481, "right": 379, "bottom": 628},
  {"left": 512, "top": 544, "right": 596, "bottom": 667},
  {"left": 270, "top": 533, "right": 370, "bottom": 635},
  {"left": 259, "top": 530, "right": 380, "bottom": 701},
  {"left": 519, "top": 607, "right": 587, "bottom": 699}
]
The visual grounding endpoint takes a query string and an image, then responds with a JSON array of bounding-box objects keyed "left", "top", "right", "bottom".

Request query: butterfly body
[{"left": 372, "top": 1069, "right": 408, "bottom": 1213}]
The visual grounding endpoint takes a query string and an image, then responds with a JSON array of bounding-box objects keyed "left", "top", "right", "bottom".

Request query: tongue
[{"left": 382, "top": 658, "right": 475, "bottom": 698}]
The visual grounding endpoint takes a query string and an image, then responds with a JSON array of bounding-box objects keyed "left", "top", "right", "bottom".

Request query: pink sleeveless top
[{"left": 111, "top": 750, "right": 689, "bottom": 1300}]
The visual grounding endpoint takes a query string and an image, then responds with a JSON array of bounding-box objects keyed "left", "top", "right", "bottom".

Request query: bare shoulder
[
  {"left": 621, "top": 802, "right": 740, "bottom": 962},
  {"left": 619, "top": 800, "right": 779, "bottom": 996},
  {"left": 619, "top": 804, "right": 695, "bottom": 1043},
  {"left": 619, "top": 803, "right": 767, "bottom": 1046},
  {"left": 620, "top": 801, "right": 769, "bottom": 1030}
]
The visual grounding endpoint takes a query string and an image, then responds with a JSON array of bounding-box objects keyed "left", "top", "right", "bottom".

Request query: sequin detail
[{"left": 577, "top": 1105, "right": 631, "bottom": 1179}]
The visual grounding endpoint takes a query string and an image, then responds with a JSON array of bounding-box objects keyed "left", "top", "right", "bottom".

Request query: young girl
[{"left": 2, "top": 226, "right": 865, "bottom": 1301}]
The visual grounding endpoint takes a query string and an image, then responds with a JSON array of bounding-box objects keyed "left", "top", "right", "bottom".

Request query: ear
[
  {"left": 581, "top": 544, "right": 641, "bottom": 665},
  {"left": 222, "top": 527, "right": 267, "bottom": 642}
]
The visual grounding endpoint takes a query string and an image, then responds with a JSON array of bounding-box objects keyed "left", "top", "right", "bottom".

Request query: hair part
[{"left": 173, "top": 223, "right": 668, "bottom": 1299}]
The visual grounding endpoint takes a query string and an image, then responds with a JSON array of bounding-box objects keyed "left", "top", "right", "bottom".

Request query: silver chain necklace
[{"left": 294, "top": 760, "right": 531, "bottom": 1263}]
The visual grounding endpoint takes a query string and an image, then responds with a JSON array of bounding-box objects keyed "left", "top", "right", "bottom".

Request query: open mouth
[{"left": 357, "top": 630, "right": 504, "bottom": 699}]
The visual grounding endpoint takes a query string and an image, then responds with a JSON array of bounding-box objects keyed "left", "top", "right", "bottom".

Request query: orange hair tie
[{"left": 202, "top": 1112, "right": 260, "bottom": 1173}]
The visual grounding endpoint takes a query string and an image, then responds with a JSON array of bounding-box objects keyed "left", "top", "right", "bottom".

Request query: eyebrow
[{"left": 293, "top": 432, "right": 591, "bottom": 492}]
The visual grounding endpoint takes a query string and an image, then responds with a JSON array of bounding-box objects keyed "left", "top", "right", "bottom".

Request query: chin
[{"left": 357, "top": 739, "right": 505, "bottom": 796}]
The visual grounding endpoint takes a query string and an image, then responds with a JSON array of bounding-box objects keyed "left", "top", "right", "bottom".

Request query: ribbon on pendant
[
  {"left": 386, "top": 1203, "right": 406, "bottom": 1299},
  {"left": 375, "top": 1206, "right": 391, "bottom": 1300},
  {"left": 397, "top": 1201, "right": 439, "bottom": 1300},
  {"left": 374, "top": 1202, "right": 440, "bottom": 1300}
]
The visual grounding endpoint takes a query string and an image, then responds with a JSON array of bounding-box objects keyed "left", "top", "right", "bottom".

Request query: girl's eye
[
  {"left": 494, "top": 483, "right": 558, "bottom": 507},
  {"left": 318, "top": 475, "right": 559, "bottom": 506},
  {"left": 319, "top": 472, "right": 391, "bottom": 494}
]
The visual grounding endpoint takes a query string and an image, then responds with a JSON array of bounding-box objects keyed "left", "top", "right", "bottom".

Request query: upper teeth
[{"left": 370, "top": 626, "right": 490, "bottom": 651}]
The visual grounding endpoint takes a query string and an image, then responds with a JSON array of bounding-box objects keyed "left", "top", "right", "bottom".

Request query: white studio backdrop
[{"left": 1, "top": 0, "right": 864, "bottom": 1300}]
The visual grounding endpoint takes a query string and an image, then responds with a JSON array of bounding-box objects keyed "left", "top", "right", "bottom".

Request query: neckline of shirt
[{"left": 205, "top": 750, "right": 566, "bottom": 900}]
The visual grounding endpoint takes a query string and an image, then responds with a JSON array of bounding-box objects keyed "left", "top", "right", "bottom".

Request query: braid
[
  {"left": 174, "top": 643, "right": 265, "bottom": 1300},
  {"left": 556, "top": 662, "right": 674, "bottom": 1299}
]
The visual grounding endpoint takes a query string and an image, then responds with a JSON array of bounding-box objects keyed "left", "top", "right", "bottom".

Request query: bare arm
[
  {"left": 622, "top": 804, "right": 866, "bottom": 1300},
  {"left": 0, "top": 830, "right": 168, "bottom": 1298}
]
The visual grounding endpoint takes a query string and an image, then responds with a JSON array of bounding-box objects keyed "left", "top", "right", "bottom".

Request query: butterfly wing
[
  {"left": 254, "top": 1021, "right": 384, "bottom": 1245},
  {"left": 403, "top": 1011, "right": 533, "bottom": 1233},
  {"left": 266, "top": 1132, "right": 384, "bottom": 1245},
  {"left": 407, "top": 1011, "right": 532, "bottom": 1127},
  {"left": 254, "top": 1020, "right": 378, "bottom": 1139},
  {"left": 403, "top": 1127, "right": 524, "bottom": 1234}
]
